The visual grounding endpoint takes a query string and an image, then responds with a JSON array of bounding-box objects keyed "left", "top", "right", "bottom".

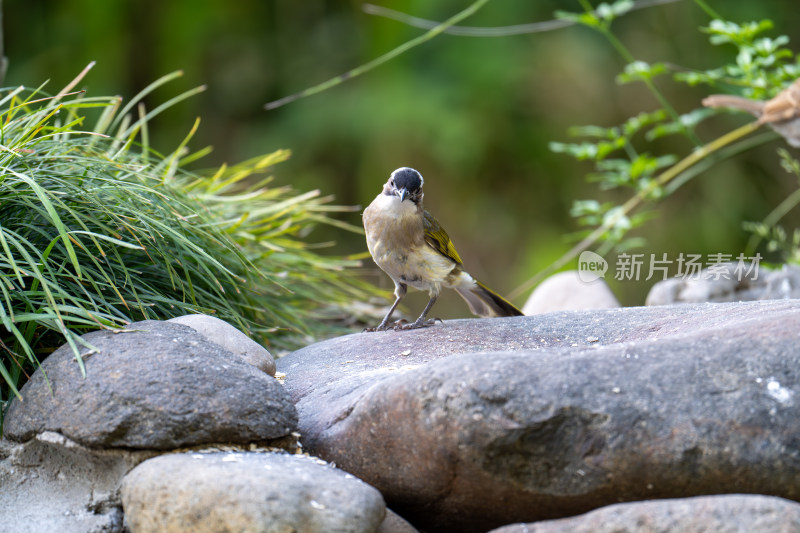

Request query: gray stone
[
  {"left": 4, "top": 320, "right": 296, "bottom": 449},
  {"left": 377, "top": 510, "right": 419, "bottom": 533},
  {"left": 646, "top": 263, "right": 800, "bottom": 305},
  {"left": 168, "top": 314, "right": 276, "bottom": 376},
  {"left": 643, "top": 277, "right": 683, "bottom": 306},
  {"left": 121, "top": 451, "right": 386, "bottom": 533},
  {"left": 488, "top": 494, "right": 800, "bottom": 533},
  {"left": 278, "top": 300, "right": 800, "bottom": 532},
  {"left": 0, "top": 432, "right": 155, "bottom": 533},
  {"left": 522, "top": 270, "right": 619, "bottom": 315},
  {"left": 765, "top": 264, "right": 800, "bottom": 299}
]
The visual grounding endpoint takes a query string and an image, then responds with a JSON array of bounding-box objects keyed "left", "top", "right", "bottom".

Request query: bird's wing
[{"left": 423, "top": 209, "right": 463, "bottom": 265}]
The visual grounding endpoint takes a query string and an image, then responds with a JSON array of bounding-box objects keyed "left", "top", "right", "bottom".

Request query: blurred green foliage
[{"left": 6, "top": 0, "right": 800, "bottom": 312}]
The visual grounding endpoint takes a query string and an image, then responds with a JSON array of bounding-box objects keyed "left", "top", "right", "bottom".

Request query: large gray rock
[
  {"left": 168, "top": 314, "right": 276, "bottom": 376},
  {"left": 489, "top": 494, "right": 800, "bottom": 533},
  {"left": 5, "top": 320, "right": 296, "bottom": 449},
  {"left": 121, "top": 451, "right": 386, "bottom": 533},
  {"left": 0, "top": 432, "right": 155, "bottom": 533},
  {"left": 278, "top": 300, "right": 800, "bottom": 532}
]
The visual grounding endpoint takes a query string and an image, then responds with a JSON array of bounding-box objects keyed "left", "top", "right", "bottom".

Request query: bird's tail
[{"left": 455, "top": 279, "right": 524, "bottom": 318}]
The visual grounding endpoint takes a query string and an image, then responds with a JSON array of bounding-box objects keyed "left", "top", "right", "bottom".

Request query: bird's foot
[
  {"left": 364, "top": 318, "right": 441, "bottom": 332},
  {"left": 363, "top": 319, "right": 408, "bottom": 332},
  {"left": 397, "top": 317, "right": 442, "bottom": 330}
]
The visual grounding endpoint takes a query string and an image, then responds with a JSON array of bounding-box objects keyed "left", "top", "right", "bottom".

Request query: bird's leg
[
  {"left": 364, "top": 283, "right": 406, "bottom": 332},
  {"left": 377, "top": 295, "right": 403, "bottom": 329},
  {"left": 400, "top": 294, "right": 440, "bottom": 330}
]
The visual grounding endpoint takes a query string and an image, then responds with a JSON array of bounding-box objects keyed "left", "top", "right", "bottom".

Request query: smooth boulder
[
  {"left": 646, "top": 263, "right": 800, "bottom": 305},
  {"left": 5, "top": 320, "right": 296, "bottom": 449},
  {"left": 278, "top": 300, "right": 800, "bottom": 532},
  {"left": 168, "top": 314, "right": 276, "bottom": 376},
  {"left": 522, "top": 270, "right": 619, "bottom": 314},
  {"left": 121, "top": 451, "right": 386, "bottom": 533},
  {"left": 489, "top": 494, "right": 800, "bottom": 533}
]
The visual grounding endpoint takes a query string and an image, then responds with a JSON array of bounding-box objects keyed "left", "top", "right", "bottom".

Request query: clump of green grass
[{"left": 0, "top": 67, "right": 375, "bottom": 418}]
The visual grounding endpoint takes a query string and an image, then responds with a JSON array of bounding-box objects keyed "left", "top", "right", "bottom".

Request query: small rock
[
  {"left": 522, "top": 271, "right": 619, "bottom": 315},
  {"left": 488, "top": 494, "right": 800, "bottom": 533},
  {"left": 378, "top": 509, "right": 419, "bottom": 533},
  {"left": 168, "top": 314, "right": 276, "bottom": 376},
  {"left": 644, "top": 277, "right": 683, "bottom": 306},
  {"left": 646, "top": 263, "right": 800, "bottom": 305},
  {"left": 4, "top": 320, "right": 297, "bottom": 449},
  {"left": 120, "top": 452, "right": 386, "bottom": 533},
  {"left": 764, "top": 264, "right": 800, "bottom": 299}
]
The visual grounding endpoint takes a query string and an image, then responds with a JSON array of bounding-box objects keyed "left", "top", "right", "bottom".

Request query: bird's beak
[{"left": 398, "top": 188, "right": 408, "bottom": 202}]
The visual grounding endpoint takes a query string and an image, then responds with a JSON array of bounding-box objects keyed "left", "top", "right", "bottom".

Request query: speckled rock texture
[
  {"left": 168, "top": 314, "right": 276, "bottom": 376},
  {"left": 121, "top": 451, "right": 386, "bottom": 533},
  {"left": 488, "top": 494, "right": 800, "bottom": 533},
  {"left": 278, "top": 300, "right": 800, "bottom": 532},
  {"left": 5, "top": 320, "right": 296, "bottom": 449}
]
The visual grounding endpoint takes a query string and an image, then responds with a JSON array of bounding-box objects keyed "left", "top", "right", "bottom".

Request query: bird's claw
[
  {"left": 363, "top": 319, "right": 407, "bottom": 332},
  {"left": 396, "top": 317, "right": 442, "bottom": 330},
  {"left": 363, "top": 317, "right": 442, "bottom": 332}
]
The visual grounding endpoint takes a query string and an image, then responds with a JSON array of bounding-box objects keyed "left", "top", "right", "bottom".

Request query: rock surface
[
  {"left": 278, "top": 300, "right": 800, "bottom": 532},
  {"left": 0, "top": 432, "right": 154, "bottom": 533},
  {"left": 378, "top": 510, "right": 420, "bottom": 533},
  {"left": 489, "top": 494, "right": 800, "bottom": 533},
  {"left": 5, "top": 320, "right": 296, "bottom": 449},
  {"left": 522, "top": 270, "right": 620, "bottom": 315},
  {"left": 646, "top": 262, "right": 800, "bottom": 305},
  {"left": 121, "top": 451, "right": 386, "bottom": 533},
  {"left": 168, "top": 314, "right": 276, "bottom": 376}
]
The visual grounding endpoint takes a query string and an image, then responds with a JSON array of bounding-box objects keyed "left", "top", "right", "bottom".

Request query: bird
[
  {"left": 702, "top": 78, "right": 800, "bottom": 147},
  {"left": 362, "top": 167, "right": 523, "bottom": 331}
]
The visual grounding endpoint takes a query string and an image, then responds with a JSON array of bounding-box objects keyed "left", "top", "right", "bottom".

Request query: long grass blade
[{"left": 108, "top": 70, "right": 185, "bottom": 133}]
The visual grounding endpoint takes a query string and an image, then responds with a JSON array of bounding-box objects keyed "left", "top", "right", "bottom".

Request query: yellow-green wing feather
[{"left": 423, "top": 210, "right": 463, "bottom": 265}]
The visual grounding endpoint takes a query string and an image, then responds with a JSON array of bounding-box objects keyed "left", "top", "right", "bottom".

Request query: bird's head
[{"left": 384, "top": 167, "right": 424, "bottom": 204}]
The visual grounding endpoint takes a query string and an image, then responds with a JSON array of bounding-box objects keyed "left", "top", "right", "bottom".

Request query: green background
[{"left": 6, "top": 0, "right": 800, "bottom": 317}]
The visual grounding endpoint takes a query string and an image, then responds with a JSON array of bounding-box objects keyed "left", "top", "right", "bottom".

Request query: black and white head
[{"left": 384, "top": 167, "right": 424, "bottom": 204}]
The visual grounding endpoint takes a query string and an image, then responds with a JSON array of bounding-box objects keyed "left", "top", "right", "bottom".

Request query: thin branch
[
  {"left": 264, "top": 0, "right": 492, "bottom": 111},
  {"left": 363, "top": 0, "right": 685, "bottom": 38},
  {"left": 363, "top": 3, "right": 569, "bottom": 36}
]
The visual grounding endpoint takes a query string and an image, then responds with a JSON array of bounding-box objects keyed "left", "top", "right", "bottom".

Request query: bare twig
[
  {"left": 264, "top": 0, "right": 492, "bottom": 111},
  {"left": 363, "top": 0, "right": 684, "bottom": 37}
]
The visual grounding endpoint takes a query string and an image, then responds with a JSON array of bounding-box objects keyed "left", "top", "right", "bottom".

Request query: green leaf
[
  {"left": 617, "top": 61, "right": 667, "bottom": 84},
  {"left": 622, "top": 110, "right": 668, "bottom": 137},
  {"left": 646, "top": 109, "right": 715, "bottom": 141}
]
